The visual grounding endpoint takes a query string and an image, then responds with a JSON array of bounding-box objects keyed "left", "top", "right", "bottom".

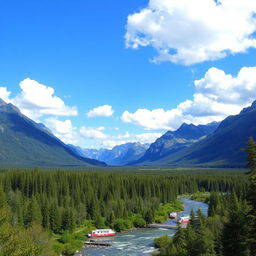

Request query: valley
[
  {"left": 0, "top": 97, "right": 255, "bottom": 256},
  {"left": 1, "top": 1, "right": 256, "bottom": 255}
]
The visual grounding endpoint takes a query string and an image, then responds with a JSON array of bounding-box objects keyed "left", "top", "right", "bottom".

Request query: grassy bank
[
  {"left": 53, "top": 200, "right": 184, "bottom": 255},
  {"left": 154, "top": 200, "right": 184, "bottom": 223},
  {"left": 191, "top": 191, "right": 211, "bottom": 203},
  {"left": 53, "top": 220, "right": 95, "bottom": 255}
]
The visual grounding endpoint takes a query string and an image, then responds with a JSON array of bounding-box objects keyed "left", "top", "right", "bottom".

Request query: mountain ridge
[
  {"left": 0, "top": 98, "right": 106, "bottom": 167},
  {"left": 145, "top": 101, "right": 256, "bottom": 167},
  {"left": 131, "top": 122, "right": 219, "bottom": 165},
  {"left": 68, "top": 142, "right": 149, "bottom": 166}
]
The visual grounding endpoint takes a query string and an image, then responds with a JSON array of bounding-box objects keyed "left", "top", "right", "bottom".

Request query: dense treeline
[
  {"left": 0, "top": 170, "right": 248, "bottom": 230},
  {"left": 154, "top": 192, "right": 246, "bottom": 255},
  {"left": 0, "top": 188, "right": 56, "bottom": 256},
  {"left": 0, "top": 168, "right": 249, "bottom": 255},
  {"left": 154, "top": 137, "right": 256, "bottom": 256}
]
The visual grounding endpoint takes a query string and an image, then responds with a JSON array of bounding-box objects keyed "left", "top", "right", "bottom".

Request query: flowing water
[{"left": 78, "top": 197, "right": 208, "bottom": 256}]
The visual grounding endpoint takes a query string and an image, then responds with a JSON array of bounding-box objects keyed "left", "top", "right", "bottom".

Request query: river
[{"left": 78, "top": 197, "right": 208, "bottom": 256}]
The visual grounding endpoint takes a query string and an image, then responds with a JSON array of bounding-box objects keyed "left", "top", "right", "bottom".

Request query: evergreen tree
[
  {"left": 25, "top": 197, "right": 42, "bottom": 227},
  {"left": 208, "top": 192, "right": 220, "bottom": 217},
  {"left": 61, "top": 208, "right": 75, "bottom": 231},
  {"left": 244, "top": 137, "right": 256, "bottom": 174},
  {"left": 144, "top": 208, "right": 154, "bottom": 224},
  {"left": 0, "top": 186, "right": 7, "bottom": 209},
  {"left": 244, "top": 137, "right": 256, "bottom": 255},
  {"left": 172, "top": 226, "right": 187, "bottom": 254},
  {"left": 41, "top": 199, "right": 50, "bottom": 229},
  {"left": 222, "top": 194, "right": 250, "bottom": 256},
  {"left": 106, "top": 210, "right": 115, "bottom": 226},
  {"left": 49, "top": 202, "right": 61, "bottom": 233}
]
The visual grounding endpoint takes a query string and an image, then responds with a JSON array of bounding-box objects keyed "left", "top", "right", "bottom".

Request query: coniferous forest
[
  {"left": 154, "top": 137, "right": 256, "bottom": 256},
  {"left": 0, "top": 166, "right": 249, "bottom": 255}
]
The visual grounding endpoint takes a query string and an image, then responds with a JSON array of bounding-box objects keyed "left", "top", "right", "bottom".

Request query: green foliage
[
  {"left": 25, "top": 197, "right": 42, "bottom": 227},
  {"left": 154, "top": 190, "right": 251, "bottom": 256},
  {"left": 154, "top": 234, "right": 173, "bottom": 249},
  {"left": 61, "top": 208, "right": 75, "bottom": 231},
  {"left": 244, "top": 137, "right": 256, "bottom": 255},
  {"left": 0, "top": 169, "right": 245, "bottom": 234},
  {"left": 244, "top": 136, "right": 256, "bottom": 173},
  {"left": 155, "top": 213, "right": 217, "bottom": 256},
  {"left": 192, "top": 191, "right": 210, "bottom": 202},
  {"left": 155, "top": 200, "right": 184, "bottom": 223},
  {"left": 133, "top": 216, "right": 146, "bottom": 227},
  {"left": 53, "top": 220, "right": 94, "bottom": 255},
  {"left": 222, "top": 196, "right": 250, "bottom": 256},
  {"left": 94, "top": 216, "right": 106, "bottom": 229},
  {"left": 113, "top": 219, "right": 126, "bottom": 232},
  {"left": 57, "top": 231, "right": 84, "bottom": 255},
  {"left": 49, "top": 202, "right": 61, "bottom": 233},
  {"left": 0, "top": 208, "right": 56, "bottom": 256},
  {"left": 143, "top": 208, "right": 154, "bottom": 224},
  {"left": 0, "top": 168, "right": 249, "bottom": 255},
  {"left": 113, "top": 218, "right": 133, "bottom": 232}
]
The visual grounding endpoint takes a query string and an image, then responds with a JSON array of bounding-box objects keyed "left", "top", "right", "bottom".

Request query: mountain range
[
  {"left": 68, "top": 142, "right": 149, "bottom": 166},
  {"left": 132, "top": 122, "right": 219, "bottom": 165},
  {"left": 0, "top": 96, "right": 256, "bottom": 168},
  {"left": 0, "top": 98, "right": 105, "bottom": 167},
  {"left": 136, "top": 101, "right": 256, "bottom": 167}
]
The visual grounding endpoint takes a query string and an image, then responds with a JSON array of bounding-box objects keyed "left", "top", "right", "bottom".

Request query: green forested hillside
[
  {"left": 0, "top": 99, "right": 105, "bottom": 167},
  {"left": 149, "top": 101, "right": 256, "bottom": 167}
]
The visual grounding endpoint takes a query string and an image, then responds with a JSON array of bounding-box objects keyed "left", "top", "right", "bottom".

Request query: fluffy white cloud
[
  {"left": 0, "top": 78, "right": 77, "bottom": 120},
  {"left": 44, "top": 118, "right": 79, "bottom": 145},
  {"left": 12, "top": 78, "right": 78, "bottom": 119},
  {"left": 96, "top": 131, "right": 162, "bottom": 149},
  {"left": 87, "top": 105, "right": 114, "bottom": 118},
  {"left": 0, "top": 81, "right": 161, "bottom": 149},
  {"left": 131, "top": 132, "right": 162, "bottom": 144},
  {"left": 80, "top": 126, "right": 107, "bottom": 139},
  {"left": 43, "top": 118, "right": 109, "bottom": 146},
  {"left": 44, "top": 118, "right": 161, "bottom": 149},
  {"left": 121, "top": 66, "right": 256, "bottom": 130},
  {"left": 122, "top": 108, "right": 183, "bottom": 130},
  {"left": 125, "top": 0, "right": 256, "bottom": 65},
  {"left": 78, "top": 125, "right": 161, "bottom": 149}
]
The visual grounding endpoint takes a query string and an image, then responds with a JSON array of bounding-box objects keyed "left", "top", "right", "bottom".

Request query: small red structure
[
  {"left": 177, "top": 216, "right": 190, "bottom": 224},
  {"left": 169, "top": 212, "right": 178, "bottom": 219},
  {"left": 87, "top": 229, "right": 116, "bottom": 238}
]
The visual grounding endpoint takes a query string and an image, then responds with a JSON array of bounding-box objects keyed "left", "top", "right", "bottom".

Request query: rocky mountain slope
[{"left": 0, "top": 98, "right": 105, "bottom": 167}]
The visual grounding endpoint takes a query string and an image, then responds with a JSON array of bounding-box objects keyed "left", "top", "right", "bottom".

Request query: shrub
[{"left": 133, "top": 216, "right": 146, "bottom": 227}]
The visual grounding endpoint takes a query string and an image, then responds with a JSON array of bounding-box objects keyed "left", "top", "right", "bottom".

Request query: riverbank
[
  {"left": 54, "top": 221, "right": 95, "bottom": 256},
  {"left": 65, "top": 200, "right": 183, "bottom": 255},
  {"left": 191, "top": 191, "right": 210, "bottom": 202},
  {"left": 78, "top": 197, "right": 209, "bottom": 256}
]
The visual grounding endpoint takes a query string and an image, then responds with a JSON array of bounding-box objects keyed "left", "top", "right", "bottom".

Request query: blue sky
[{"left": 0, "top": 0, "right": 256, "bottom": 148}]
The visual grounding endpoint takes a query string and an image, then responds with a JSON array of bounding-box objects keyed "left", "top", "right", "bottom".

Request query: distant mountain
[
  {"left": 132, "top": 122, "right": 219, "bottom": 165},
  {"left": 150, "top": 101, "right": 256, "bottom": 167},
  {"left": 0, "top": 98, "right": 105, "bottom": 167},
  {"left": 68, "top": 142, "right": 150, "bottom": 166},
  {"left": 67, "top": 145, "right": 104, "bottom": 160},
  {"left": 99, "top": 142, "right": 150, "bottom": 165}
]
